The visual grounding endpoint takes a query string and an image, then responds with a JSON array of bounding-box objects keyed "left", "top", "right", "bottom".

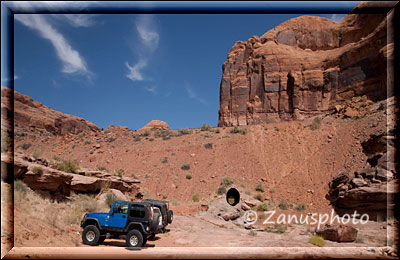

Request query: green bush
[
  {"left": 215, "top": 128, "right": 220, "bottom": 134},
  {"left": 58, "top": 159, "right": 80, "bottom": 174},
  {"left": 181, "top": 163, "right": 190, "bottom": 171},
  {"left": 105, "top": 192, "right": 117, "bottom": 208},
  {"left": 204, "top": 143, "right": 213, "bottom": 149},
  {"left": 14, "top": 180, "right": 29, "bottom": 193},
  {"left": 311, "top": 117, "right": 322, "bottom": 130},
  {"left": 265, "top": 224, "right": 287, "bottom": 234},
  {"left": 254, "top": 193, "right": 264, "bottom": 202},
  {"left": 96, "top": 166, "right": 107, "bottom": 172},
  {"left": 142, "top": 130, "right": 150, "bottom": 137},
  {"left": 115, "top": 169, "right": 124, "bottom": 177},
  {"left": 20, "top": 143, "right": 32, "bottom": 150},
  {"left": 32, "top": 166, "right": 43, "bottom": 175},
  {"left": 279, "top": 199, "right": 290, "bottom": 210},
  {"left": 200, "top": 123, "right": 212, "bottom": 131},
  {"left": 230, "top": 126, "right": 240, "bottom": 134},
  {"left": 216, "top": 186, "right": 227, "bottom": 195},
  {"left": 83, "top": 140, "right": 91, "bottom": 145},
  {"left": 186, "top": 173, "right": 192, "bottom": 180},
  {"left": 240, "top": 128, "right": 248, "bottom": 135},
  {"left": 249, "top": 230, "right": 257, "bottom": 236},
  {"left": 220, "top": 176, "right": 234, "bottom": 187},
  {"left": 295, "top": 203, "right": 307, "bottom": 211},
  {"left": 31, "top": 149, "right": 42, "bottom": 159},
  {"left": 309, "top": 235, "right": 325, "bottom": 247},
  {"left": 178, "top": 129, "right": 193, "bottom": 135},
  {"left": 192, "top": 193, "right": 200, "bottom": 202},
  {"left": 154, "top": 129, "right": 174, "bottom": 139},
  {"left": 257, "top": 203, "right": 268, "bottom": 212},
  {"left": 134, "top": 135, "right": 141, "bottom": 142},
  {"left": 255, "top": 183, "right": 265, "bottom": 192}
]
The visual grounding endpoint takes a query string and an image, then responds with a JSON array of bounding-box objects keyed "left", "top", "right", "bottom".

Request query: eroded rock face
[
  {"left": 4, "top": 154, "right": 143, "bottom": 200},
  {"left": 326, "top": 126, "right": 398, "bottom": 221},
  {"left": 218, "top": 3, "right": 394, "bottom": 126},
  {"left": 1, "top": 87, "right": 100, "bottom": 137}
]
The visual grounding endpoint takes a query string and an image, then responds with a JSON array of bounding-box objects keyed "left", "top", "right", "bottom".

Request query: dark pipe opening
[{"left": 226, "top": 188, "right": 240, "bottom": 206}]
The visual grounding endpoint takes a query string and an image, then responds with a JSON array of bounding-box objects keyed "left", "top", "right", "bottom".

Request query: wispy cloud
[
  {"left": 57, "top": 14, "right": 96, "bottom": 27},
  {"left": 185, "top": 83, "right": 207, "bottom": 106},
  {"left": 15, "top": 14, "right": 92, "bottom": 78},
  {"left": 125, "top": 15, "right": 160, "bottom": 93},
  {"left": 330, "top": 14, "right": 346, "bottom": 22}
]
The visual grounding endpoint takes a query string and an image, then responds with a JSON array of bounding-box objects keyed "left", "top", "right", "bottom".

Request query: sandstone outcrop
[
  {"left": 326, "top": 125, "right": 398, "bottom": 220},
  {"left": 2, "top": 153, "right": 143, "bottom": 200},
  {"left": 1, "top": 86, "right": 100, "bottom": 137},
  {"left": 139, "top": 120, "right": 169, "bottom": 131},
  {"left": 218, "top": 2, "right": 395, "bottom": 126},
  {"left": 316, "top": 224, "right": 358, "bottom": 242}
]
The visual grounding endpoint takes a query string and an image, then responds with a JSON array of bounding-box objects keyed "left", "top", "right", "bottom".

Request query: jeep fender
[
  {"left": 82, "top": 218, "right": 102, "bottom": 230},
  {"left": 124, "top": 222, "right": 149, "bottom": 235}
]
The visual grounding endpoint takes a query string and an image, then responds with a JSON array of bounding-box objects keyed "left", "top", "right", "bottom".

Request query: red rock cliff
[{"left": 218, "top": 2, "right": 394, "bottom": 126}]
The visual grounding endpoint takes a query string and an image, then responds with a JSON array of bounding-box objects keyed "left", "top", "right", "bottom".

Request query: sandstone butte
[
  {"left": 139, "top": 120, "right": 170, "bottom": 131},
  {"left": 218, "top": 2, "right": 394, "bottom": 126}
]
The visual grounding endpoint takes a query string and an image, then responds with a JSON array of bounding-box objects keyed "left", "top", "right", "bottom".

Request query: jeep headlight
[{"left": 146, "top": 226, "right": 149, "bottom": 231}]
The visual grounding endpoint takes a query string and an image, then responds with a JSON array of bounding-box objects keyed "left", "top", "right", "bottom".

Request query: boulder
[
  {"left": 316, "top": 224, "right": 358, "bottom": 242},
  {"left": 243, "top": 199, "right": 260, "bottom": 208},
  {"left": 139, "top": 120, "right": 169, "bottom": 131},
  {"left": 97, "top": 189, "right": 128, "bottom": 205},
  {"left": 222, "top": 212, "right": 240, "bottom": 221}
]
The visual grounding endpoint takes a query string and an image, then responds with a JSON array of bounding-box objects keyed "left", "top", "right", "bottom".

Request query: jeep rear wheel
[
  {"left": 126, "top": 230, "right": 143, "bottom": 248},
  {"left": 167, "top": 210, "right": 173, "bottom": 224},
  {"left": 82, "top": 225, "right": 100, "bottom": 246}
]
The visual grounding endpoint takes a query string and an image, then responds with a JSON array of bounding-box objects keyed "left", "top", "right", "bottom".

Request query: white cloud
[
  {"left": 125, "top": 59, "right": 147, "bottom": 81},
  {"left": 330, "top": 14, "right": 346, "bottom": 22},
  {"left": 185, "top": 83, "right": 207, "bottom": 105},
  {"left": 58, "top": 14, "right": 95, "bottom": 27},
  {"left": 125, "top": 15, "right": 160, "bottom": 89},
  {"left": 15, "top": 14, "right": 91, "bottom": 77}
]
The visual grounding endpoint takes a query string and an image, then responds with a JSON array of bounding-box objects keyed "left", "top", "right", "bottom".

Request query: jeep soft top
[{"left": 143, "top": 199, "right": 173, "bottom": 228}]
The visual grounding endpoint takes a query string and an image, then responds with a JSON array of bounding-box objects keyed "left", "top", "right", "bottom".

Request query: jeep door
[{"left": 106, "top": 202, "right": 129, "bottom": 229}]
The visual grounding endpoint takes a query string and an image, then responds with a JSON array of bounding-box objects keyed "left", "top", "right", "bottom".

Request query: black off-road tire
[
  {"left": 82, "top": 225, "right": 101, "bottom": 246},
  {"left": 98, "top": 236, "right": 106, "bottom": 244},
  {"left": 126, "top": 230, "right": 143, "bottom": 248},
  {"left": 148, "top": 233, "right": 156, "bottom": 240},
  {"left": 167, "top": 210, "right": 173, "bottom": 224},
  {"left": 151, "top": 213, "right": 161, "bottom": 233}
]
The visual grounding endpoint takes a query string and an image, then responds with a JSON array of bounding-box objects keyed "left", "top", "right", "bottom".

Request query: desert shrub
[
  {"left": 115, "top": 169, "right": 124, "bottom": 177},
  {"left": 254, "top": 193, "right": 264, "bottom": 202},
  {"left": 378, "top": 103, "right": 386, "bottom": 110},
  {"left": 295, "top": 203, "right": 307, "bottom": 211},
  {"left": 31, "top": 149, "right": 42, "bottom": 159},
  {"left": 186, "top": 173, "right": 192, "bottom": 180},
  {"left": 220, "top": 176, "right": 234, "bottom": 187},
  {"left": 240, "top": 128, "right": 248, "bottom": 135},
  {"left": 270, "top": 188, "right": 276, "bottom": 193},
  {"left": 178, "top": 129, "right": 193, "bottom": 135},
  {"left": 142, "top": 130, "right": 150, "bottom": 137},
  {"left": 74, "top": 193, "right": 99, "bottom": 213},
  {"left": 275, "top": 127, "right": 280, "bottom": 131},
  {"left": 20, "top": 143, "right": 32, "bottom": 150},
  {"left": 96, "top": 166, "right": 107, "bottom": 172},
  {"left": 105, "top": 192, "right": 117, "bottom": 208},
  {"left": 161, "top": 157, "right": 168, "bottom": 163},
  {"left": 255, "top": 183, "right": 265, "bottom": 192},
  {"left": 309, "top": 235, "right": 325, "bottom": 247},
  {"left": 216, "top": 186, "right": 227, "bottom": 195},
  {"left": 192, "top": 193, "right": 200, "bottom": 202},
  {"left": 14, "top": 180, "right": 29, "bottom": 193},
  {"left": 83, "top": 140, "right": 91, "bottom": 145},
  {"left": 279, "top": 199, "right": 290, "bottom": 210},
  {"left": 162, "top": 194, "right": 167, "bottom": 199},
  {"left": 58, "top": 159, "right": 79, "bottom": 174},
  {"left": 215, "top": 128, "right": 220, "bottom": 133},
  {"left": 133, "top": 135, "right": 141, "bottom": 142},
  {"left": 32, "top": 166, "right": 43, "bottom": 175},
  {"left": 230, "top": 126, "right": 240, "bottom": 134},
  {"left": 257, "top": 203, "right": 268, "bottom": 212},
  {"left": 78, "top": 132, "right": 87, "bottom": 138},
  {"left": 265, "top": 224, "right": 287, "bottom": 234},
  {"left": 245, "top": 189, "right": 251, "bottom": 195},
  {"left": 162, "top": 136, "right": 171, "bottom": 140},
  {"left": 45, "top": 204, "right": 59, "bottom": 228},
  {"left": 181, "top": 163, "right": 190, "bottom": 171},
  {"left": 204, "top": 143, "right": 213, "bottom": 149},
  {"left": 106, "top": 137, "right": 116, "bottom": 143},
  {"left": 249, "top": 230, "right": 257, "bottom": 236},
  {"left": 310, "top": 117, "right": 322, "bottom": 130},
  {"left": 200, "top": 123, "right": 212, "bottom": 131},
  {"left": 154, "top": 129, "right": 174, "bottom": 139}
]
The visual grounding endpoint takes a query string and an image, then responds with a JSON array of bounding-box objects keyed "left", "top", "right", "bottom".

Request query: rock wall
[
  {"left": 1, "top": 86, "right": 100, "bottom": 137},
  {"left": 218, "top": 2, "right": 394, "bottom": 126}
]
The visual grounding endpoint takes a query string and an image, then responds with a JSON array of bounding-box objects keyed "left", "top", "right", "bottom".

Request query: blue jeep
[{"left": 80, "top": 201, "right": 161, "bottom": 247}]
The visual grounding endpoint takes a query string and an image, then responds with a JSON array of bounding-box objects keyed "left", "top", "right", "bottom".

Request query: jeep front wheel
[
  {"left": 126, "top": 230, "right": 143, "bottom": 248},
  {"left": 82, "top": 225, "right": 100, "bottom": 246}
]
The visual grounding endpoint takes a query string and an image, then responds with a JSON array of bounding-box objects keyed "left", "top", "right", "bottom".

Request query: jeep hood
[{"left": 85, "top": 213, "right": 108, "bottom": 219}]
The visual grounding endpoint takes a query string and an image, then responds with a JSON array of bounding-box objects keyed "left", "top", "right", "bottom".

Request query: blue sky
[{"left": 10, "top": 6, "right": 357, "bottom": 130}]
